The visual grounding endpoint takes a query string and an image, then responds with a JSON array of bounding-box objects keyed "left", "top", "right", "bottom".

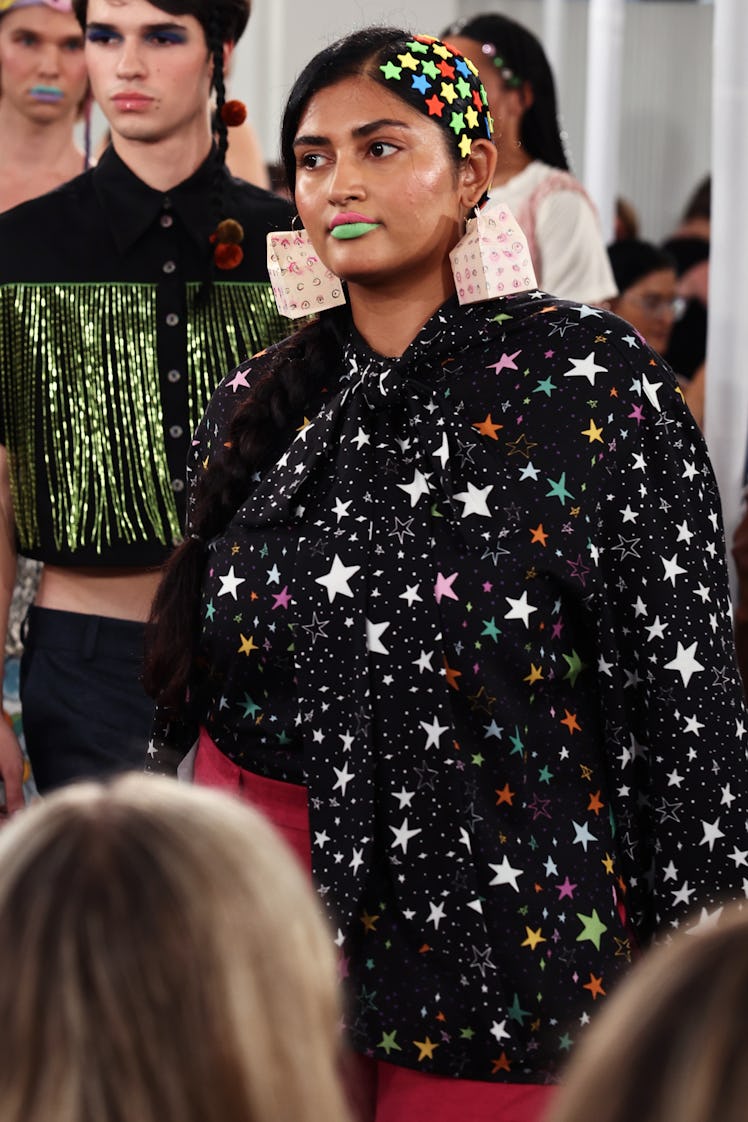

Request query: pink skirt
[{"left": 194, "top": 730, "right": 556, "bottom": 1122}]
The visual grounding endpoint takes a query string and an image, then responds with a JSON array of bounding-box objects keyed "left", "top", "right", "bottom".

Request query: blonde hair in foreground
[
  {"left": 545, "top": 905, "right": 748, "bottom": 1122},
  {"left": 0, "top": 775, "right": 350, "bottom": 1122}
]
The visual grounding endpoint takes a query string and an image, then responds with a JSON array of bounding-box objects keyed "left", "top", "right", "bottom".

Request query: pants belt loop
[{"left": 82, "top": 616, "right": 100, "bottom": 661}]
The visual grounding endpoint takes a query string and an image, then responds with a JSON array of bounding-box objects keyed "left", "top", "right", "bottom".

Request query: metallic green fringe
[{"left": 0, "top": 282, "right": 286, "bottom": 555}]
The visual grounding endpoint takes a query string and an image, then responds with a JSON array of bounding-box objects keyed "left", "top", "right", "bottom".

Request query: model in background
[
  {"left": 443, "top": 12, "right": 616, "bottom": 305},
  {"left": 0, "top": 775, "right": 351, "bottom": 1122},
  {"left": 0, "top": 0, "right": 88, "bottom": 210},
  {"left": 0, "top": 0, "right": 91, "bottom": 811},
  {"left": 0, "top": 0, "right": 292, "bottom": 801}
]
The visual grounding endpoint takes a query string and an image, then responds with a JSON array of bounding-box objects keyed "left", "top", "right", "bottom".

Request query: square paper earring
[
  {"left": 267, "top": 228, "right": 346, "bottom": 319},
  {"left": 450, "top": 203, "right": 537, "bottom": 305}
]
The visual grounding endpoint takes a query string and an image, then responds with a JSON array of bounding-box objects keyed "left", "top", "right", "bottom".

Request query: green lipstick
[{"left": 331, "top": 222, "right": 381, "bottom": 240}]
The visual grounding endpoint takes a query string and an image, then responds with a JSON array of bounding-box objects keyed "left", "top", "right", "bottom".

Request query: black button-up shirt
[{"left": 0, "top": 145, "right": 292, "bottom": 565}]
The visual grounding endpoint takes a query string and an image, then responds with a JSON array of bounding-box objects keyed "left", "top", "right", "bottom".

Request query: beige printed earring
[
  {"left": 267, "top": 227, "right": 346, "bottom": 319},
  {"left": 450, "top": 201, "right": 537, "bottom": 305}
]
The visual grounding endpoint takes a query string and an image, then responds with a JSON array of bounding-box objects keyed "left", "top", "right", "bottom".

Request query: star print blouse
[{"left": 150, "top": 292, "right": 748, "bottom": 1083}]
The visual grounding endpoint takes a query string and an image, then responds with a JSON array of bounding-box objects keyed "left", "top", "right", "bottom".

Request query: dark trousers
[{"left": 20, "top": 606, "right": 154, "bottom": 793}]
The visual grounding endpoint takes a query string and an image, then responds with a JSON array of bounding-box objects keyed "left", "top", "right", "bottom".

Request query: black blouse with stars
[{"left": 151, "top": 292, "right": 748, "bottom": 1083}]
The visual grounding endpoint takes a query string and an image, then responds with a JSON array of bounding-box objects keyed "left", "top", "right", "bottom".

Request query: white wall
[{"left": 230, "top": 0, "right": 712, "bottom": 242}]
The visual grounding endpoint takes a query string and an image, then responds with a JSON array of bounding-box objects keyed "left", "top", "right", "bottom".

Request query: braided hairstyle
[
  {"left": 145, "top": 25, "right": 487, "bottom": 707},
  {"left": 442, "top": 12, "right": 570, "bottom": 171}
]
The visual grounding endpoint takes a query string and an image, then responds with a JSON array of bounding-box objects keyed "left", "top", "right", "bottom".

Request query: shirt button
[
  {"left": 163, "top": 260, "right": 176, "bottom": 274},
  {"left": 169, "top": 424, "right": 184, "bottom": 439},
  {"left": 165, "top": 312, "right": 179, "bottom": 327},
  {"left": 171, "top": 478, "right": 185, "bottom": 493},
  {"left": 167, "top": 368, "right": 181, "bottom": 383},
  {"left": 160, "top": 214, "right": 174, "bottom": 228}
]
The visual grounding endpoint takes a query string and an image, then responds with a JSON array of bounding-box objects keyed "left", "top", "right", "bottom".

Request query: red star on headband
[
  {"left": 425, "top": 94, "right": 445, "bottom": 117},
  {"left": 437, "top": 60, "right": 456, "bottom": 79}
]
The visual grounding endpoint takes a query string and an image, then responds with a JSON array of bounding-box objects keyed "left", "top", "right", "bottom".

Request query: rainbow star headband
[
  {"left": 0, "top": 0, "right": 72, "bottom": 11},
  {"left": 376, "top": 34, "right": 493, "bottom": 159}
]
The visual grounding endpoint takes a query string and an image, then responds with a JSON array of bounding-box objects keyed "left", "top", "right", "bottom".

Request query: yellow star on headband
[
  {"left": 397, "top": 52, "right": 419, "bottom": 71},
  {"left": 459, "top": 135, "right": 473, "bottom": 158},
  {"left": 466, "top": 105, "right": 479, "bottom": 130},
  {"left": 464, "top": 57, "right": 480, "bottom": 77},
  {"left": 440, "top": 82, "right": 458, "bottom": 105},
  {"left": 432, "top": 42, "right": 452, "bottom": 60}
]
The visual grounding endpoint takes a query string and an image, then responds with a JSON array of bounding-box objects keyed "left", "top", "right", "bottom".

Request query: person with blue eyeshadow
[{"left": 0, "top": 0, "right": 293, "bottom": 799}]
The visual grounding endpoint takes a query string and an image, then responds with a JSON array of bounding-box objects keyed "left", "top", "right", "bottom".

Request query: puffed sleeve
[{"left": 592, "top": 369, "right": 748, "bottom": 938}]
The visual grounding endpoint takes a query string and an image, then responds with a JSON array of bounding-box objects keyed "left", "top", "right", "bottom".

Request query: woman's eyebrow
[{"left": 294, "top": 119, "right": 413, "bottom": 148}]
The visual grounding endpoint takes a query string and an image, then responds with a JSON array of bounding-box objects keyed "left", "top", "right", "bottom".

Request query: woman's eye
[
  {"left": 299, "top": 153, "right": 324, "bottom": 170},
  {"left": 369, "top": 141, "right": 397, "bottom": 158}
]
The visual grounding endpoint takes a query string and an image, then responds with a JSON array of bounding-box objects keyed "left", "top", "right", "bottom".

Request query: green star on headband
[{"left": 377, "top": 33, "right": 492, "bottom": 158}]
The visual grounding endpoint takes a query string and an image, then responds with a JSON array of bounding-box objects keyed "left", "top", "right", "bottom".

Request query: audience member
[
  {"left": 545, "top": 906, "right": 748, "bottom": 1122},
  {"left": 607, "top": 239, "right": 680, "bottom": 357},
  {"left": 662, "top": 174, "right": 710, "bottom": 382},
  {"left": 0, "top": 774, "right": 351, "bottom": 1122},
  {"left": 443, "top": 12, "right": 616, "bottom": 304},
  {"left": 0, "top": 0, "right": 292, "bottom": 801},
  {"left": 613, "top": 196, "right": 639, "bottom": 242}
]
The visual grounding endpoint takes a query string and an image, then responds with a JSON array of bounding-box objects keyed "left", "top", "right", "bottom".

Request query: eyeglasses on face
[{"left": 623, "top": 293, "right": 686, "bottom": 319}]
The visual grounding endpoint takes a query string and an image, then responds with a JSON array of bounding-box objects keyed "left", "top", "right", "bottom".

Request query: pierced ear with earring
[
  {"left": 267, "top": 225, "right": 347, "bottom": 319},
  {"left": 450, "top": 200, "right": 538, "bottom": 305}
]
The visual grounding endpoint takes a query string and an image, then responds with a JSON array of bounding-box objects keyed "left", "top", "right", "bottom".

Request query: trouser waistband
[{"left": 22, "top": 606, "right": 146, "bottom": 661}]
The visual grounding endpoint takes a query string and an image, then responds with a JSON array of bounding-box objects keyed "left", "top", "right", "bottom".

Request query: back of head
[
  {"left": 0, "top": 776, "right": 348, "bottom": 1122},
  {"left": 545, "top": 907, "right": 748, "bottom": 1122},
  {"left": 607, "top": 238, "right": 676, "bottom": 295},
  {"left": 442, "top": 11, "right": 568, "bottom": 169}
]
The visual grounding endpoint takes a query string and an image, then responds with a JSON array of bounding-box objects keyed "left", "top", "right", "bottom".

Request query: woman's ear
[{"left": 458, "top": 138, "right": 498, "bottom": 209}]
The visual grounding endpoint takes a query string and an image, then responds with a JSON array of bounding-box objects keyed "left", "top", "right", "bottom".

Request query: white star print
[
  {"left": 642, "top": 374, "right": 663, "bottom": 411},
  {"left": 427, "top": 901, "right": 447, "bottom": 930},
  {"left": 365, "top": 618, "right": 390, "bottom": 654},
  {"left": 413, "top": 649, "right": 434, "bottom": 673},
  {"left": 488, "top": 856, "right": 524, "bottom": 891},
  {"left": 504, "top": 590, "right": 538, "bottom": 628},
  {"left": 563, "top": 351, "right": 607, "bottom": 386},
  {"left": 389, "top": 817, "right": 422, "bottom": 853},
  {"left": 332, "top": 762, "right": 355, "bottom": 796},
  {"left": 332, "top": 497, "right": 352, "bottom": 522},
  {"left": 661, "top": 553, "right": 686, "bottom": 585},
  {"left": 217, "top": 564, "right": 245, "bottom": 599},
  {"left": 665, "top": 641, "right": 705, "bottom": 687},
  {"left": 352, "top": 426, "right": 370, "bottom": 449},
  {"left": 400, "top": 583, "right": 423, "bottom": 606},
  {"left": 420, "top": 715, "right": 450, "bottom": 749},
  {"left": 397, "top": 467, "right": 432, "bottom": 507},
  {"left": 453, "top": 481, "right": 494, "bottom": 518},
  {"left": 645, "top": 616, "right": 668, "bottom": 641},
  {"left": 392, "top": 787, "right": 415, "bottom": 809},
  {"left": 700, "top": 817, "right": 725, "bottom": 852},
  {"left": 316, "top": 554, "right": 360, "bottom": 602}
]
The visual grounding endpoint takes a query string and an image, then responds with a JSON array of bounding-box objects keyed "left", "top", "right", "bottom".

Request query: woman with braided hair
[
  {"left": 146, "top": 26, "right": 747, "bottom": 1122},
  {"left": 0, "top": 0, "right": 292, "bottom": 798},
  {"left": 443, "top": 12, "right": 616, "bottom": 305}
]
